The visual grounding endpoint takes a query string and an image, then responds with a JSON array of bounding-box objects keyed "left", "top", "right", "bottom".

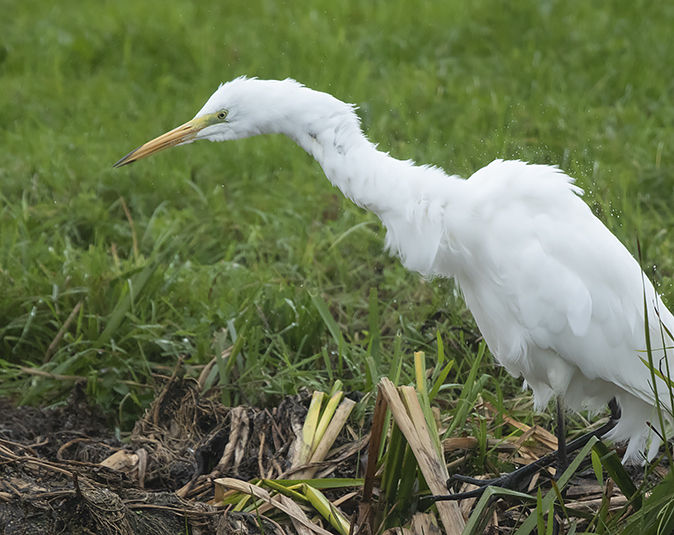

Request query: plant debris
[
  {"left": 0, "top": 374, "right": 367, "bottom": 535},
  {"left": 0, "top": 370, "right": 651, "bottom": 535}
]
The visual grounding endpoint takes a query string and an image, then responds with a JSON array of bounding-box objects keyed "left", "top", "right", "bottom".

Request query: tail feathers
[{"left": 605, "top": 395, "right": 667, "bottom": 464}]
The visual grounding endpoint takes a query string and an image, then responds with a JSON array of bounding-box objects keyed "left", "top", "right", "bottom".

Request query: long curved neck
[
  {"left": 285, "top": 103, "right": 393, "bottom": 211},
  {"left": 267, "top": 85, "right": 463, "bottom": 276},
  {"left": 270, "top": 87, "right": 450, "bottom": 213}
]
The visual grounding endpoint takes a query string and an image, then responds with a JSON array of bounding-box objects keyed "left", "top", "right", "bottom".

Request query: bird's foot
[
  {"left": 433, "top": 454, "right": 556, "bottom": 501},
  {"left": 432, "top": 413, "right": 619, "bottom": 502}
]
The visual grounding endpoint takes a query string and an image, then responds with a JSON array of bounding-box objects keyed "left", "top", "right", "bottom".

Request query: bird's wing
[{"left": 455, "top": 160, "right": 674, "bottom": 410}]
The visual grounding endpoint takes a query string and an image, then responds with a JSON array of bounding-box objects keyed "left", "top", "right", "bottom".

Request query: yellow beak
[{"left": 114, "top": 118, "right": 205, "bottom": 168}]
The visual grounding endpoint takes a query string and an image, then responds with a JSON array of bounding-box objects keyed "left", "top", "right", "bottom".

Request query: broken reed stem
[
  {"left": 362, "top": 387, "right": 387, "bottom": 503},
  {"left": 43, "top": 300, "right": 83, "bottom": 364},
  {"left": 120, "top": 196, "right": 139, "bottom": 261}
]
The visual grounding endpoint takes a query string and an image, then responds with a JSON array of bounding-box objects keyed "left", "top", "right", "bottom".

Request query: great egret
[{"left": 116, "top": 77, "right": 673, "bottom": 464}]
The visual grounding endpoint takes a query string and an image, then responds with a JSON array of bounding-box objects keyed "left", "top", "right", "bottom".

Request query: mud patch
[{"left": 0, "top": 377, "right": 366, "bottom": 534}]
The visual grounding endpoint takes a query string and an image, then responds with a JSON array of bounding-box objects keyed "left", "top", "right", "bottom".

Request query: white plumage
[{"left": 116, "top": 77, "right": 674, "bottom": 463}]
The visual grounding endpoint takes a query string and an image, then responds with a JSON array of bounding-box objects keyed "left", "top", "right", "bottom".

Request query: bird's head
[{"left": 114, "top": 77, "right": 301, "bottom": 167}]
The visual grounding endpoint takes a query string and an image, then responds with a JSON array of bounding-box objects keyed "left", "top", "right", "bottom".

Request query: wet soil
[{"left": 0, "top": 379, "right": 365, "bottom": 535}]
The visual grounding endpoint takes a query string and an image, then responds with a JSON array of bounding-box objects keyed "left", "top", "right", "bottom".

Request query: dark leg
[
  {"left": 608, "top": 397, "right": 621, "bottom": 420},
  {"left": 552, "top": 398, "right": 566, "bottom": 535},
  {"left": 556, "top": 397, "right": 567, "bottom": 476},
  {"left": 433, "top": 397, "right": 621, "bottom": 502}
]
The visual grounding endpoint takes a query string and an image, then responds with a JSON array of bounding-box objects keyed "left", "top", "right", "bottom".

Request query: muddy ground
[
  {"left": 1, "top": 372, "right": 643, "bottom": 535},
  {"left": 0, "top": 376, "right": 366, "bottom": 535}
]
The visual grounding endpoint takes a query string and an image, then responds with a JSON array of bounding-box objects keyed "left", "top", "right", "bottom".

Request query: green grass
[{"left": 1, "top": 0, "right": 673, "bottom": 440}]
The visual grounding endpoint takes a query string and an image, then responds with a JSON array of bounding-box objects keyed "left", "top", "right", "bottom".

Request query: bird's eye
[{"left": 217, "top": 111, "right": 228, "bottom": 120}]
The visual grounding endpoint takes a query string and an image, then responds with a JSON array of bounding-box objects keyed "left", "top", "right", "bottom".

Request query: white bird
[{"left": 116, "top": 77, "right": 673, "bottom": 464}]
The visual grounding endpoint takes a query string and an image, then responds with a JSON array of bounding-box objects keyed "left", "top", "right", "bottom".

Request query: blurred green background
[{"left": 1, "top": 0, "right": 673, "bottom": 428}]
